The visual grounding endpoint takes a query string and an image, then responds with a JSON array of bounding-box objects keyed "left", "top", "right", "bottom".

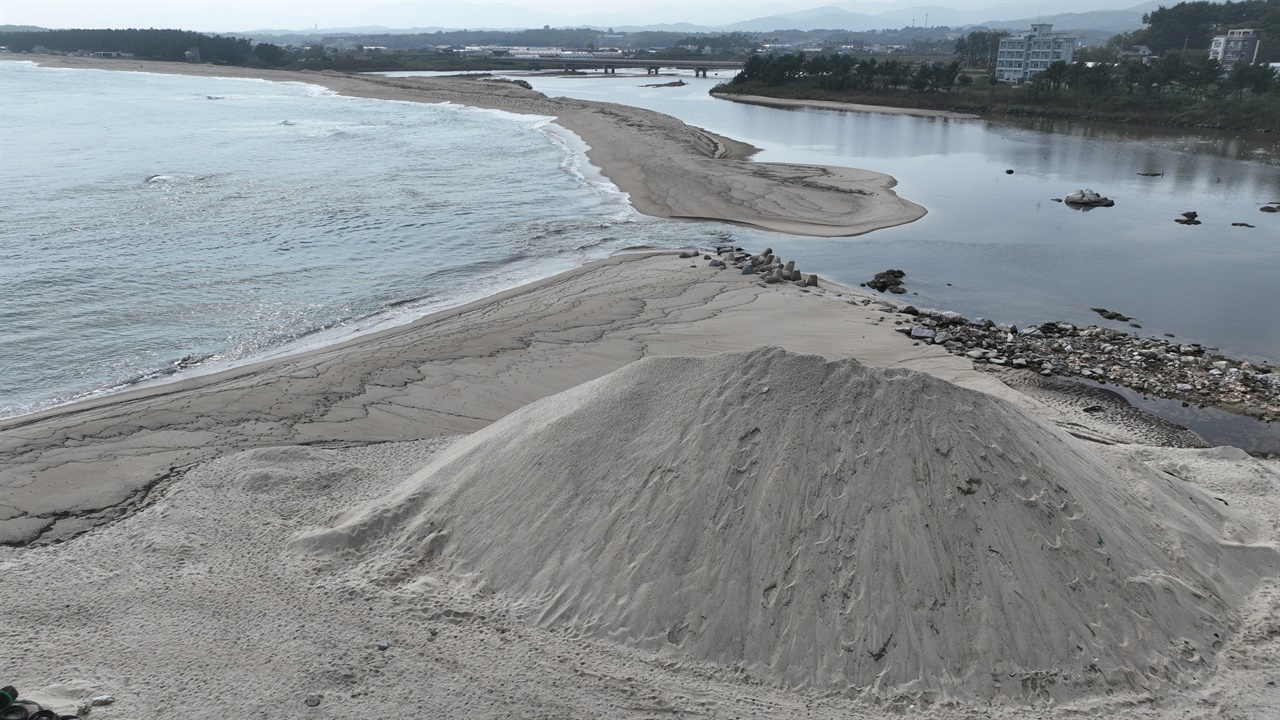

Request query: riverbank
[
  {"left": 3, "top": 56, "right": 925, "bottom": 237},
  {"left": 712, "top": 84, "right": 1280, "bottom": 132},
  {"left": 713, "top": 92, "right": 981, "bottom": 119}
]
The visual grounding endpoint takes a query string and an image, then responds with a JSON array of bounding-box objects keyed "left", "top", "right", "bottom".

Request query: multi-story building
[
  {"left": 995, "top": 24, "right": 1077, "bottom": 81},
  {"left": 1209, "top": 29, "right": 1261, "bottom": 68}
]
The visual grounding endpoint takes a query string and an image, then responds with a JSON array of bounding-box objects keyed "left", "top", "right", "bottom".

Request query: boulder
[{"left": 1063, "top": 189, "right": 1114, "bottom": 207}]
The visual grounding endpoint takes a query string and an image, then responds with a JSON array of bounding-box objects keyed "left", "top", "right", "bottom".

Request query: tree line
[
  {"left": 0, "top": 28, "right": 253, "bottom": 64},
  {"left": 734, "top": 53, "right": 964, "bottom": 93},
  {"left": 1113, "top": 0, "right": 1279, "bottom": 61}
]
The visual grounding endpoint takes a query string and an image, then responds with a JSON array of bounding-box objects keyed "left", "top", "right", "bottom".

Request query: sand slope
[{"left": 299, "top": 348, "right": 1278, "bottom": 702}]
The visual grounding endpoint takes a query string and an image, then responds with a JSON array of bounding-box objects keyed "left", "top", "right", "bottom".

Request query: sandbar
[
  {"left": 713, "top": 91, "right": 982, "bottom": 119},
  {"left": 3, "top": 56, "right": 925, "bottom": 237}
]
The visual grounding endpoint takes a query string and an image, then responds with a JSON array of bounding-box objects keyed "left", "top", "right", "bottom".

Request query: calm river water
[
  {"left": 516, "top": 70, "right": 1280, "bottom": 366},
  {"left": 389, "top": 70, "right": 1280, "bottom": 363}
]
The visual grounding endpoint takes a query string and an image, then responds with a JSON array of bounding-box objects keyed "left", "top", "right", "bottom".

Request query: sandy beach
[{"left": 3, "top": 58, "right": 1279, "bottom": 719}]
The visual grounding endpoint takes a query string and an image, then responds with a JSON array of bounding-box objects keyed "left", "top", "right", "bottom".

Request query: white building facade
[
  {"left": 995, "top": 24, "right": 1077, "bottom": 81},
  {"left": 1209, "top": 29, "right": 1261, "bottom": 68}
]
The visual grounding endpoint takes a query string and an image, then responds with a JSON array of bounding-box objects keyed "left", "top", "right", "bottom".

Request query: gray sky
[{"left": 1, "top": 0, "right": 1155, "bottom": 33}]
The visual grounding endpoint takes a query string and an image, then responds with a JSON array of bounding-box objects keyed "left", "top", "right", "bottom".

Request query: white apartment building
[
  {"left": 1209, "top": 29, "right": 1261, "bottom": 68},
  {"left": 995, "top": 24, "right": 1077, "bottom": 81}
]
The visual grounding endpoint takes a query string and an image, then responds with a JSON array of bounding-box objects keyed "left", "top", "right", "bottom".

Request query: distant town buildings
[
  {"left": 1209, "top": 29, "right": 1261, "bottom": 68},
  {"left": 995, "top": 24, "right": 1077, "bottom": 82}
]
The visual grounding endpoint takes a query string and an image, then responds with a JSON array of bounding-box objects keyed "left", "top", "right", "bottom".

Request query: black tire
[
  {"left": 0, "top": 699, "right": 38, "bottom": 720},
  {"left": 0, "top": 687, "right": 15, "bottom": 710},
  {"left": 28, "top": 711, "right": 58, "bottom": 720}
]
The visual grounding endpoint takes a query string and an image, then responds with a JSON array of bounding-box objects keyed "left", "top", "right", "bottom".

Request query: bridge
[{"left": 493, "top": 57, "right": 744, "bottom": 78}]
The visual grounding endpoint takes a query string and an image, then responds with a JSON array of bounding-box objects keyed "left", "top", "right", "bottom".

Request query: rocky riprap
[
  {"left": 704, "top": 245, "right": 819, "bottom": 287},
  {"left": 885, "top": 307, "right": 1280, "bottom": 422},
  {"left": 687, "top": 246, "right": 1278, "bottom": 423}
]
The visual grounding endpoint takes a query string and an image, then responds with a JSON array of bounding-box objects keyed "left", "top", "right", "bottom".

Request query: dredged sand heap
[{"left": 298, "top": 347, "right": 1278, "bottom": 703}]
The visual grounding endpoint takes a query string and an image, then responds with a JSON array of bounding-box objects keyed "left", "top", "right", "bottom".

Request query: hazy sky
[{"left": 2, "top": 0, "right": 1155, "bottom": 33}]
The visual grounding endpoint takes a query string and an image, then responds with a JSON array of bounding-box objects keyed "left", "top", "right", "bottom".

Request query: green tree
[
  {"left": 253, "top": 42, "right": 287, "bottom": 66},
  {"left": 1225, "top": 60, "right": 1276, "bottom": 97}
]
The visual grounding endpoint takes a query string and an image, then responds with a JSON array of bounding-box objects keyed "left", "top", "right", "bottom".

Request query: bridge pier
[
  {"left": 647, "top": 67, "right": 659, "bottom": 75},
  {"left": 695, "top": 68, "right": 707, "bottom": 78}
]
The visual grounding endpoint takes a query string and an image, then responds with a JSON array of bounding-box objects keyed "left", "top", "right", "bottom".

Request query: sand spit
[
  {"left": 4, "top": 57, "right": 925, "bottom": 237},
  {"left": 299, "top": 347, "right": 1278, "bottom": 703},
  {"left": 712, "top": 92, "right": 982, "bottom": 120}
]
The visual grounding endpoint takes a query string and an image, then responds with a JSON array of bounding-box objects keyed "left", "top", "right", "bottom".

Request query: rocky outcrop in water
[{"left": 1063, "top": 189, "right": 1114, "bottom": 207}]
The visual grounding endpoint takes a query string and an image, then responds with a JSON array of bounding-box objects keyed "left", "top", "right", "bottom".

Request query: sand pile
[{"left": 297, "top": 347, "right": 1277, "bottom": 703}]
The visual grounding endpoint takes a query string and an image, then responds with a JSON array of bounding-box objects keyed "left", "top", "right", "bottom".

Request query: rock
[
  {"left": 1260, "top": 205, "right": 1278, "bottom": 213},
  {"left": 910, "top": 327, "right": 936, "bottom": 340},
  {"left": 1181, "top": 211, "right": 1198, "bottom": 221},
  {"left": 91, "top": 695, "right": 117, "bottom": 706},
  {"left": 1063, "top": 189, "right": 1115, "bottom": 207},
  {"left": 1005, "top": 169, "right": 1014, "bottom": 174},
  {"left": 803, "top": 274, "right": 818, "bottom": 287},
  {"left": 740, "top": 266, "right": 755, "bottom": 275},
  {"left": 1091, "top": 307, "right": 1132, "bottom": 322},
  {"left": 900, "top": 306, "right": 919, "bottom": 316},
  {"left": 378, "top": 639, "right": 390, "bottom": 651},
  {"left": 709, "top": 259, "right": 725, "bottom": 267},
  {"left": 866, "top": 269, "right": 907, "bottom": 293},
  {"left": 1232, "top": 223, "right": 1255, "bottom": 227},
  {"left": 933, "top": 331, "right": 954, "bottom": 344},
  {"left": 678, "top": 250, "right": 698, "bottom": 259},
  {"left": 305, "top": 693, "right": 322, "bottom": 707},
  {"left": 763, "top": 274, "right": 782, "bottom": 284}
]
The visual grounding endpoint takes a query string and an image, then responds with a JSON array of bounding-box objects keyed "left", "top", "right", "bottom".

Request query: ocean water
[{"left": 0, "top": 62, "right": 733, "bottom": 419}]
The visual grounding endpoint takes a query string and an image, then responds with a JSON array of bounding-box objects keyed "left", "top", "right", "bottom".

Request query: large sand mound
[{"left": 297, "top": 347, "right": 1277, "bottom": 702}]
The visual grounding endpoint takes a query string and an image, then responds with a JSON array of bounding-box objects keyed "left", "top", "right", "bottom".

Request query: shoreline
[
  {"left": 0, "top": 247, "right": 1174, "bottom": 548},
  {"left": 3, "top": 56, "right": 926, "bottom": 238},
  {"left": 712, "top": 91, "right": 982, "bottom": 119}
]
